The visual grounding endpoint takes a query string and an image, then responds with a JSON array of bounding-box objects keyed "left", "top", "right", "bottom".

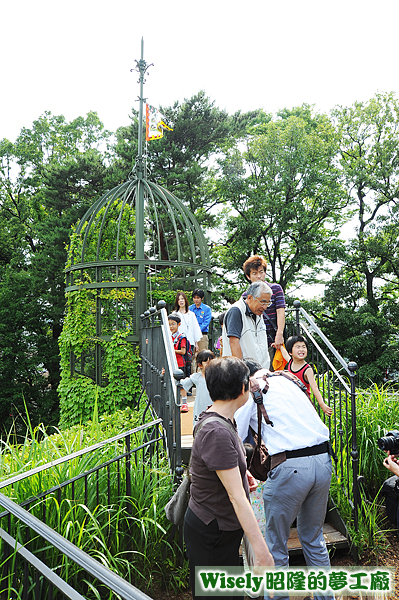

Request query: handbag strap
[
  {"left": 251, "top": 390, "right": 273, "bottom": 453},
  {"left": 262, "top": 311, "right": 278, "bottom": 332},
  {"left": 258, "top": 369, "right": 309, "bottom": 397}
]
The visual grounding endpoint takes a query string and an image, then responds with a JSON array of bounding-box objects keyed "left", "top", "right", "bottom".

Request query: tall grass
[
  {"left": 0, "top": 407, "right": 187, "bottom": 598},
  {"left": 355, "top": 385, "right": 399, "bottom": 494},
  {"left": 330, "top": 384, "right": 399, "bottom": 558}
]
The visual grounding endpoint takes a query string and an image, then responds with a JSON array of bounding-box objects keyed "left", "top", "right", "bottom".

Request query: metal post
[
  {"left": 125, "top": 433, "right": 132, "bottom": 517},
  {"left": 348, "top": 361, "right": 359, "bottom": 531},
  {"left": 133, "top": 38, "right": 152, "bottom": 319},
  {"left": 173, "top": 369, "right": 185, "bottom": 482},
  {"left": 95, "top": 266, "right": 102, "bottom": 386},
  {"left": 293, "top": 299, "right": 301, "bottom": 335}
]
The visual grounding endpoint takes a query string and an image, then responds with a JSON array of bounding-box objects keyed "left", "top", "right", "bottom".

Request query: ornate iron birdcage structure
[{"left": 64, "top": 40, "right": 211, "bottom": 386}]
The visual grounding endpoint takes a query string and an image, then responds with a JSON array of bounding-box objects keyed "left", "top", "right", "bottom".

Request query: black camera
[{"left": 377, "top": 430, "right": 399, "bottom": 454}]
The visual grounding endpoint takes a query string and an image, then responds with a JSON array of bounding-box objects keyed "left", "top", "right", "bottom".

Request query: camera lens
[{"left": 378, "top": 436, "right": 396, "bottom": 451}]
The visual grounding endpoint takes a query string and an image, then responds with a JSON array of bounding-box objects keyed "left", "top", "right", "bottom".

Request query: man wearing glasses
[
  {"left": 222, "top": 281, "right": 272, "bottom": 369},
  {"left": 242, "top": 255, "right": 286, "bottom": 367}
]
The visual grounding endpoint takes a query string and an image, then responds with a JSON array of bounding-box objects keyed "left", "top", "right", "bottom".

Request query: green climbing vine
[
  {"left": 59, "top": 285, "right": 141, "bottom": 427},
  {"left": 59, "top": 222, "right": 141, "bottom": 428}
]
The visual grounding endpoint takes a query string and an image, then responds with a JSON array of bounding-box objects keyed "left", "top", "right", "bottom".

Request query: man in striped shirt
[{"left": 242, "top": 255, "right": 286, "bottom": 368}]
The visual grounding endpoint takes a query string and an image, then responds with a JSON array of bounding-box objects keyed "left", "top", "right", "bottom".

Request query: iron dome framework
[{"left": 64, "top": 40, "right": 212, "bottom": 385}]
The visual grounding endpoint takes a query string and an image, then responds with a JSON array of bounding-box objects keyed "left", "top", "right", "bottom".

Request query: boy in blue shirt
[{"left": 189, "top": 288, "right": 212, "bottom": 352}]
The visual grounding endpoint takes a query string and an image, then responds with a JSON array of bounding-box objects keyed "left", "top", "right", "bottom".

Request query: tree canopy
[{"left": 0, "top": 91, "right": 398, "bottom": 431}]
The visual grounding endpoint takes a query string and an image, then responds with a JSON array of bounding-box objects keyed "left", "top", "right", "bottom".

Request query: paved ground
[{"left": 181, "top": 391, "right": 195, "bottom": 436}]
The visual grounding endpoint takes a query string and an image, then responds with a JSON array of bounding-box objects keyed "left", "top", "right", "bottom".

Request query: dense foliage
[
  {"left": 330, "top": 385, "right": 399, "bottom": 556},
  {"left": 0, "top": 406, "right": 187, "bottom": 597},
  {"left": 0, "top": 92, "right": 399, "bottom": 429}
]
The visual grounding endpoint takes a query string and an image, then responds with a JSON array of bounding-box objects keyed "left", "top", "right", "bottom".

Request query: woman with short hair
[{"left": 184, "top": 356, "right": 274, "bottom": 599}]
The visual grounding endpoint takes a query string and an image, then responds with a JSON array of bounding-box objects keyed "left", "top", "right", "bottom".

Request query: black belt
[{"left": 285, "top": 441, "right": 330, "bottom": 459}]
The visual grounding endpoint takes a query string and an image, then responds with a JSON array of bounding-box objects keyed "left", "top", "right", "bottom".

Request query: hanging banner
[{"left": 146, "top": 104, "right": 173, "bottom": 141}]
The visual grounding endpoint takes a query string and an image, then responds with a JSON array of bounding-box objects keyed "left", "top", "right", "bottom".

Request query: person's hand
[
  {"left": 383, "top": 452, "right": 399, "bottom": 477},
  {"left": 321, "top": 402, "right": 333, "bottom": 417},
  {"left": 246, "top": 470, "right": 258, "bottom": 493},
  {"left": 271, "top": 342, "right": 282, "bottom": 350},
  {"left": 254, "top": 547, "right": 274, "bottom": 568},
  {"left": 253, "top": 544, "right": 275, "bottom": 581},
  {"left": 249, "top": 375, "right": 261, "bottom": 394},
  {"left": 273, "top": 332, "right": 284, "bottom": 348}
]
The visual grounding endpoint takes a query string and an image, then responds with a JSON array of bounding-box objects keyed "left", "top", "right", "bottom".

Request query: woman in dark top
[{"left": 183, "top": 357, "right": 274, "bottom": 599}]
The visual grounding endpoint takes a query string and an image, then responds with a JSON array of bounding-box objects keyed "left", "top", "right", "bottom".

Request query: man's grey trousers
[{"left": 263, "top": 452, "right": 334, "bottom": 600}]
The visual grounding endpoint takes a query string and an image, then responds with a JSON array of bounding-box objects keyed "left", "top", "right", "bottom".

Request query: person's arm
[
  {"left": 229, "top": 336, "right": 243, "bottom": 359},
  {"left": 181, "top": 375, "right": 194, "bottom": 391},
  {"left": 216, "top": 466, "right": 274, "bottom": 568},
  {"left": 383, "top": 453, "right": 399, "bottom": 476},
  {"left": 202, "top": 305, "right": 212, "bottom": 332},
  {"left": 191, "top": 312, "right": 202, "bottom": 346},
  {"left": 281, "top": 345, "right": 290, "bottom": 363},
  {"left": 223, "top": 307, "right": 243, "bottom": 358},
  {"left": 272, "top": 307, "right": 285, "bottom": 349},
  {"left": 305, "top": 367, "right": 332, "bottom": 416},
  {"left": 175, "top": 338, "right": 186, "bottom": 356}
]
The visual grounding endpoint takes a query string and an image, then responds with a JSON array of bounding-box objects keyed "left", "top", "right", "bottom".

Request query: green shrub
[
  {"left": 330, "top": 384, "right": 399, "bottom": 558},
  {"left": 0, "top": 407, "right": 188, "bottom": 596}
]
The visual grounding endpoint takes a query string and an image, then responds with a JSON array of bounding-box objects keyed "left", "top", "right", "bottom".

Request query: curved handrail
[
  {"left": 300, "top": 322, "right": 351, "bottom": 394},
  {"left": 0, "top": 492, "right": 153, "bottom": 600},
  {"left": 0, "top": 419, "right": 162, "bottom": 490}
]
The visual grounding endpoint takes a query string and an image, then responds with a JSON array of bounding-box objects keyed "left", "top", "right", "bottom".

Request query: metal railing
[
  {"left": 139, "top": 302, "right": 185, "bottom": 483},
  {"left": 0, "top": 420, "right": 163, "bottom": 599},
  {"left": 287, "top": 300, "right": 360, "bottom": 530},
  {"left": 139, "top": 298, "right": 361, "bottom": 531}
]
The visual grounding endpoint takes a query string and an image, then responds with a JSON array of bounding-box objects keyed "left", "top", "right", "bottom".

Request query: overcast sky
[
  {"left": 2, "top": 0, "right": 399, "bottom": 142},
  {"left": 2, "top": 0, "right": 398, "bottom": 298}
]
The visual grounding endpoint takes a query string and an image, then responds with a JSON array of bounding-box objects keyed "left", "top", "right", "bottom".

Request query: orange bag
[{"left": 272, "top": 347, "right": 287, "bottom": 371}]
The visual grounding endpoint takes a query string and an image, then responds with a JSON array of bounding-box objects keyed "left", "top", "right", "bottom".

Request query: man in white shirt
[{"left": 236, "top": 365, "right": 333, "bottom": 600}]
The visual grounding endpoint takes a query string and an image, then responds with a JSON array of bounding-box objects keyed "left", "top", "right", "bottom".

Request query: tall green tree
[
  {"left": 321, "top": 93, "right": 399, "bottom": 383},
  {"left": 110, "top": 91, "right": 230, "bottom": 227},
  {"left": 213, "top": 106, "right": 349, "bottom": 291},
  {"left": 0, "top": 112, "right": 110, "bottom": 431}
]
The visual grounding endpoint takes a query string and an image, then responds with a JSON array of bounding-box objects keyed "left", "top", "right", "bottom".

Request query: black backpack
[{"left": 176, "top": 333, "right": 192, "bottom": 366}]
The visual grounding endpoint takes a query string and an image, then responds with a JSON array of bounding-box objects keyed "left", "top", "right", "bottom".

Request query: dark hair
[
  {"left": 243, "top": 358, "right": 262, "bottom": 377},
  {"left": 174, "top": 292, "right": 189, "bottom": 313},
  {"left": 285, "top": 335, "right": 308, "bottom": 354},
  {"left": 218, "top": 312, "right": 226, "bottom": 326},
  {"left": 192, "top": 288, "right": 204, "bottom": 299},
  {"left": 196, "top": 350, "right": 215, "bottom": 370},
  {"left": 168, "top": 314, "right": 181, "bottom": 324},
  {"left": 205, "top": 357, "right": 249, "bottom": 402},
  {"left": 242, "top": 254, "right": 268, "bottom": 282}
]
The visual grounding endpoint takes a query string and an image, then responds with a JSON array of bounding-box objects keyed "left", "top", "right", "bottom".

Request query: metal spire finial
[{"left": 130, "top": 38, "right": 153, "bottom": 179}]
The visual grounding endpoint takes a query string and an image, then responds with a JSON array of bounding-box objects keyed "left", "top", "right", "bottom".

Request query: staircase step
[{"left": 288, "top": 523, "right": 348, "bottom": 555}]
